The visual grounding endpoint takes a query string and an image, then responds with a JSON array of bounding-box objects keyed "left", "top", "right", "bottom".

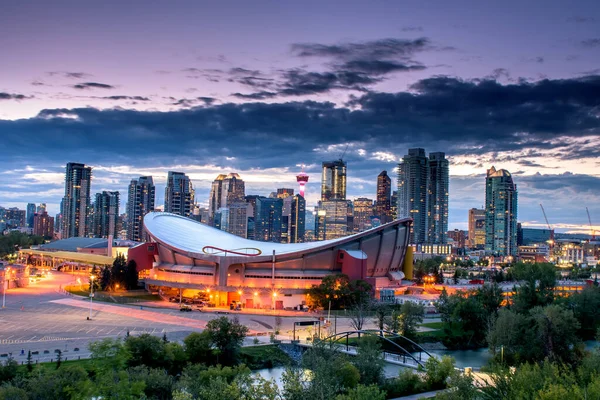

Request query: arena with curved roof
[{"left": 139, "top": 212, "right": 412, "bottom": 309}]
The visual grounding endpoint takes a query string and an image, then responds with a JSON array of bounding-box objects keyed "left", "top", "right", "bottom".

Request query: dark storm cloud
[
  {"left": 102, "top": 96, "right": 150, "bottom": 101},
  {"left": 2, "top": 74, "right": 599, "bottom": 171},
  {"left": 0, "top": 92, "right": 32, "bottom": 100},
  {"left": 171, "top": 97, "right": 217, "bottom": 107},
  {"left": 581, "top": 39, "right": 600, "bottom": 47},
  {"left": 72, "top": 82, "right": 115, "bottom": 90},
  {"left": 48, "top": 71, "right": 92, "bottom": 79},
  {"left": 339, "top": 60, "right": 425, "bottom": 74},
  {"left": 232, "top": 91, "right": 278, "bottom": 100},
  {"left": 401, "top": 26, "right": 424, "bottom": 32},
  {"left": 291, "top": 38, "right": 431, "bottom": 60}
]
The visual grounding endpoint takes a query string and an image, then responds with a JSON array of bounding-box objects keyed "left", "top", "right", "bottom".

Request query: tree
[
  {"left": 0, "top": 357, "right": 18, "bottom": 384},
  {"left": 26, "top": 350, "right": 33, "bottom": 373},
  {"left": 474, "top": 283, "right": 503, "bottom": 316},
  {"left": 125, "top": 259, "right": 139, "bottom": 290},
  {"left": 348, "top": 300, "right": 371, "bottom": 332},
  {"left": 437, "top": 290, "right": 488, "bottom": 349},
  {"left": 352, "top": 336, "right": 385, "bottom": 385},
  {"left": 111, "top": 253, "right": 127, "bottom": 289},
  {"left": 205, "top": 316, "right": 249, "bottom": 365},
  {"left": 89, "top": 337, "right": 130, "bottom": 372},
  {"left": 384, "top": 308, "right": 401, "bottom": 333},
  {"left": 55, "top": 349, "right": 62, "bottom": 369},
  {"left": 307, "top": 274, "right": 372, "bottom": 310},
  {"left": 100, "top": 265, "right": 111, "bottom": 291},
  {"left": 398, "top": 301, "right": 424, "bottom": 340},
  {"left": 125, "top": 333, "right": 169, "bottom": 369},
  {"left": 511, "top": 262, "right": 556, "bottom": 313},
  {"left": 127, "top": 366, "right": 175, "bottom": 400},
  {"left": 372, "top": 303, "right": 389, "bottom": 333},
  {"left": 557, "top": 286, "right": 600, "bottom": 340},
  {"left": 422, "top": 355, "right": 456, "bottom": 390},
  {"left": 184, "top": 331, "right": 213, "bottom": 364},
  {"left": 335, "top": 384, "right": 386, "bottom": 400}
]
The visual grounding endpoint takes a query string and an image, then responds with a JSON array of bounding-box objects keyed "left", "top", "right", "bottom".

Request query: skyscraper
[
  {"left": 26, "top": 203, "right": 36, "bottom": 228},
  {"left": 397, "top": 149, "right": 449, "bottom": 244},
  {"left": 165, "top": 171, "right": 194, "bottom": 217},
  {"left": 376, "top": 171, "right": 392, "bottom": 224},
  {"left": 290, "top": 194, "right": 306, "bottom": 243},
  {"left": 218, "top": 202, "right": 248, "bottom": 238},
  {"left": 397, "top": 149, "right": 429, "bottom": 244},
  {"left": 276, "top": 188, "right": 294, "bottom": 199},
  {"left": 255, "top": 197, "right": 283, "bottom": 242},
  {"left": 33, "top": 211, "right": 54, "bottom": 238},
  {"left": 36, "top": 203, "right": 46, "bottom": 213},
  {"left": 317, "top": 159, "right": 351, "bottom": 240},
  {"left": 208, "top": 173, "right": 245, "bottom": 224},
  {"left": 127, "top": 176, "right": 155, "bottom": 241},
  {"left": 321, "top": 159, "right": 346, "bottom": 201},
  {"left": 485, "top": 167, "right": 518, "bottom": 256},
  {"left": 468, "top": 208, "right": 486, "bottom": 249},
  {"left": 428, "top": 152, "right": 449, "bottom": 244},
  {"left": 353, "top": 198, "right": 374, "bottom": 232},
  {"left": 391, "top": 191, "right": 398, "bottom": 220},
  {"left": 62, "top": 162, "right": 92, "bottom": 238},
  {"left": 93, "top": 191, "right": 120, "bottom": 238}
]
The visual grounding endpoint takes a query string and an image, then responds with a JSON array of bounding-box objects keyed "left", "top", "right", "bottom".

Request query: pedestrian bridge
[{"left": 294, "top": 329, "right": 437, "bottom": 369}]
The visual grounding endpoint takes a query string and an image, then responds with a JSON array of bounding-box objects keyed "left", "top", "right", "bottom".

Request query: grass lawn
[
  {"left": 65, "top": 287, "right": 161, "bottom": 304},
  {"left": 420, "top": 322, "right": 444, "bottom": 330}
]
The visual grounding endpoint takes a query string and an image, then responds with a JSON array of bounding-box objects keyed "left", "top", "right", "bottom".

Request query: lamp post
[
  {"left": 2, "top": 267, "right": 10, "bottom": 308},
  {"left": 272, "top": 291, "right": 277, "bottom": 311},
  {"left": 88, "top": 275, "right": 95, "bottom": 320}
]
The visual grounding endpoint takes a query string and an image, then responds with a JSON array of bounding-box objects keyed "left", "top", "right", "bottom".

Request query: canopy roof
[{"left": 20, "top": 249, "right": 114, "bottom": 265}]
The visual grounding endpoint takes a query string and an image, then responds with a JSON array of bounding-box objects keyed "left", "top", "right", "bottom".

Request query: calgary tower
[{"left": 296, "top": 165, "right": 309, "bottom": 198}]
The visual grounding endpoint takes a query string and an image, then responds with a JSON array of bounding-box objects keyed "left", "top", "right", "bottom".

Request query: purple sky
[{"left": 1, "top": 0, "right": 599, "bottom": 233}]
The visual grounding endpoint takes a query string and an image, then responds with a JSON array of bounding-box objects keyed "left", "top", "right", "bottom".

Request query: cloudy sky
[{"left": 1, "top": 0, "right": 599, "bottom": 233}]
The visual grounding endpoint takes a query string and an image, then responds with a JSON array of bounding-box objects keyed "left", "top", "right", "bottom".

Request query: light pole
[
  {"left": 88, "top": 275, "right": 95, "bottom": 320},
  {"left": 2, "top": 267, "right": 11, "bottom": 309}
]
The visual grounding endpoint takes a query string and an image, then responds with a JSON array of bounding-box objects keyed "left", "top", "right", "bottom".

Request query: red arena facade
[{"left": 135, "top": 212, "right": 412, "bottom": 309}]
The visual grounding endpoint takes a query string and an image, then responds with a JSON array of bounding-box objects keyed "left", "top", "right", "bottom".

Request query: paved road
[{"left": 0, "top": 272, "right": 362, "bottom": 364}]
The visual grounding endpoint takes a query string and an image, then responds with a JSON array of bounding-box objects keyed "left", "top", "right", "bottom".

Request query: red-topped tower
[{"left": 296, "top": 165, "right": 309, "bottom": 198}]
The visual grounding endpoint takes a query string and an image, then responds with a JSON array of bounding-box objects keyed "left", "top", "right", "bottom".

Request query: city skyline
[{"left": 0, "top": 1, "right": 599, "bottom": 233}]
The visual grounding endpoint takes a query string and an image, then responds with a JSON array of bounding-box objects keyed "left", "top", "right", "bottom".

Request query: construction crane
[
  {"left": 586, "top": 207, "right": 596, "bottom": 241},
  {"left": 540, "top": 203, "right": 555, "bottom": 250},
  {"left": 339, "top": 144, "right": 349, "bottom": 160}
]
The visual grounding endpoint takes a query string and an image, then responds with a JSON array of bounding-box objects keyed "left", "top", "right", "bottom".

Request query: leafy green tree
[
  {"left": 397, "top": 301, "right": 424, "bottom": 340},
  {"left": 372, "top": 303, "right": 389, "bottom": 333},
  {"left": 384, "top": 308, "right": 401, "bottom": 333},
  {"left": 26, "top": 365, "right": 95, "bottom": 400},
  {"left": 487, "top": 308, "right": 530, "bottom": 364},
  {"left": 26, "top": 350, "right": 33, "bottom": 373},
  {"left": 165, "top": 342, "right": 188, "bottom": 375},
  {"left": 281, "top": 367, "right": 308, "bottom": 400},
  {"left": 127, "top": 366, "right": 175, "bottom": 400},
  {"left": 511, "top": 262, "right": 556, "bottom": 313},
  {"left": 176, "top": 364, "right": 251, "bottom": 399},
  {"left": 94, "top": 369, "right": 146, "bottom": 400},
  {"left": 89, "top": 337, "right": 130, "bottom": 372},
  {"left": 437, "top": 290, "right": 488, "bottom": 349},
  {"left": 100, "top": 265, "right": 111, "bottom": 291},
  {"left": 335, "top": 384, "right": 387, "bottom": 400},
  {"left": 184, "top": 331, "right": 213, "bottom": 364},
  {"left": 422, "top": 355, "right": 455, "bottom": 390},
  {"left": 111, "top": 253, "right": 127, "bottom": 288},
  {"left": 125, "top": 259, "right": 139, "bottom": 290},
  {"left": 557, "top": 286, "right": 600, "bottom": 340},
  {"left": 474, "top": 283, "right": 504, "bottom": 316},
  {"left": 0, "top": 385, "right": 28, "bottom": 400},
  {"left": 125, "top": 333, "right": 170, "bottom": 369},
  {"left": 307, "top": 274, "right": 372, "bottom": 309},
  {"left": 89, "top": 266, "right": 101, "bottom": 291},
  {"left": 352, "top": 336, "right": 385, "bottom": 385},
  {"left": 0, "top": 358, "right": 18, "bottom": 384},
  {"left": 205, "top": 316, "right": 249, "bottom": 365}
]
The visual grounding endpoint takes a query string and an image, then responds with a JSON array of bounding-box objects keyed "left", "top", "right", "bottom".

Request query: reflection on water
[{"left": 257, "top": 341, "right": 600, "bottom": 386}]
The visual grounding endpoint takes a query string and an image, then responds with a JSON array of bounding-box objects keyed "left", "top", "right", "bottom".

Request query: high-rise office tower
[
  {"left": 62, "top": 162, "right": 92, "bottom": 238},
  {"left": 397, "top": 149, "right": 429, "bottom": 244},
  {"left": 321, "top": 159, "right": 347, "bottom": 201},
  {"left": 391, "top": 191, "right": 398, "bottom": 220},
  {"left": 93, "top": 191, "right": 120, "bottom": 238},
  {"left": 255, "top": 197, "right": 283, "bottom": 242},
  {"left": 290, "top": 194, "right": 306, "bottom": 243},
  {"left": 127, "top": 176, "right": 155, "bottom": 241},
  {"left": 5, "top": 208, "right": 26, "bottom": 229},
  {"left": 353, "top": 198, "right": 374, "bottom": 232},
  {"left": 33, "top": 211, "right": 54, "bottom": 238},
  {"left": 397, "top": 149, "right": 449, "bottom": 244},
  {"left": 447, "top": 229, "right": 466, "bottom": 248},
  {"left": 485, "top": 167, "right": 518, "bottom": 256},
  {"left": 376, "top": 171, "right": 392, "bottom": 224},
  {"left": 37, "top": 203, "right": 46, "bottom": 213},
  {"left": 218, "top": 202, "right": 248, "bottom": 238},
  {"left": 468, "top": 208, "right": 486, "bottom": 249},
  {"left": 26, "top": 203, "right": 36, "bottom": 228},
  {"left": 165, "top": 172, "right": 194, "bottom": 217},
  {"left": 428, "top": 152, "right": 449, "bottom": 244},
  {"left": 208, "top": 173, "right": 245, "bottom": 224}
]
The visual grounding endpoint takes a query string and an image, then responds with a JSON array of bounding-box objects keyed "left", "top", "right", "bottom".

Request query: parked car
[
  {"left": 168, "top": 296, "right": 179, "bottom": 303},
  {"left": 179, "top": 305, "right": 192, "bottom": 312}
]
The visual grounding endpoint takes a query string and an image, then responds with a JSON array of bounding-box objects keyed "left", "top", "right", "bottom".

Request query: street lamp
[
  {"left": 272, "top": 291, "right": 277, "bottom": 310},
  {"left": 88, "top": 275, "right": 95, "bottom": 320},
  {"left": 2, "top": 267, "right": 10, "bottom": 308}
]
